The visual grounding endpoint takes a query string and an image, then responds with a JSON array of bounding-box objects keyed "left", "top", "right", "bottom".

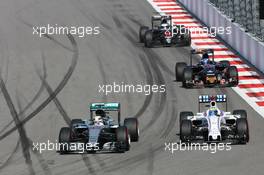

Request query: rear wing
[
  {"left": 151, "top": 14, "right": 171, "bottom": 20},
  {"left": 190, "top": 49, "right": 214, "bottom": 65},
  {"left": 152, "top": 15, "right": 162, "bottom": 20},
  {"left": 90, "top": 102, "right": 120, "bottom": 111},
  {"left": 198, "top": 95, "right": 227, "bottom": 112},
  {"left": 151, "top": 14, "right": 172, "bottom": 29},
  {"left": 191, "top": 49, "right": 214, "bottom": 55},
  {"left": 90, "top": 102, "right": 121, "bottom": 125}
]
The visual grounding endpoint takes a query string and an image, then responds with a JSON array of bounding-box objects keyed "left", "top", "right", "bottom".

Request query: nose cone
[
  {"left": 208, "top": 116, "right": 221, "bottom": 141},
  {"left": 212, "top": 134, "right": 218, "bottom": 140}
]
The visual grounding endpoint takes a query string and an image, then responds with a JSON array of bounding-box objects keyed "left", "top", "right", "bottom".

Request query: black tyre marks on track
[
  {"left": 0, "top": 140, "right": 20, "bottom": 172},
  {"left": 0, "top": 52, "right": 47, "bottom": 135},
  {"left": 0, "top": 31, "right": 77, "bottom": 175},
  {"left": 18, "top": 19, "right": 74, "bottom": 53},
  {"left": 120, "top": 22, "right": 167, "bottom": 134},
  {"left": 36, "top": 69, "right": 97, "bottom": 175},
  {"left": 134, "top": 54, "right": 154, "bottom": 119},
  {"left": 0, "top": 56, "right": 51, "bottom": 174},
  {"left": 102, "top": 12, "right": 167, "bottom": 174},
  {"left": 0, "top": 79, "right": 36, "bottom": 175},
  {"left": 160, "top": 104, "right": 177, "bottom": 138},
  {"left": 140, "top": 48, "right": 167, "bottom": 133},
  {"left": 0, "top": 33, "right": 78, "bottom": 141},
  {"left": 16, "top": 93, "right": 52, "bottom": 175},
  {"left": 36, "top": 48, "right": 101, "bottom": 174},
  {"left": 147, "top": 144, "right": 154, "bottom": 175}
]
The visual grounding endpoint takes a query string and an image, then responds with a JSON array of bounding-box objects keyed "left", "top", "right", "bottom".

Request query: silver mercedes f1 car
[{"left": 58, "top": 102, "right": 139, "bottom": 153}]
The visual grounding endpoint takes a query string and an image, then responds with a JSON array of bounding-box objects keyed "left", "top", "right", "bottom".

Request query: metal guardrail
[{"left": 209, "top": 0, "right": 264, "bottom": 41}]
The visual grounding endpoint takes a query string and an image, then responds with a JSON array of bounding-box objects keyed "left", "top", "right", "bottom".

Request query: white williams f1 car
[{"left": 179, "top": 95, "right": 249, "bottom": 144}]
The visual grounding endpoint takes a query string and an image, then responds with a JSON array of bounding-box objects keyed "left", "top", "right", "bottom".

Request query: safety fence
[
  {"left": 178, "top": 0, "right": 264, "bottom": 73},
  {"left": 209, "top": 0, "right": 264, "bottom": 41}
]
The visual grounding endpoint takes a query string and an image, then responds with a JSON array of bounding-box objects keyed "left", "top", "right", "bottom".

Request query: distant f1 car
[
  {"left": 139, "top": 14, "right": 191, "bottom": 47},
  {"left": 175, "top": 49, "right": 239, "bottom": 88},
  {"left": 58, "top": 102, "right": 139, "bottom": 153},
  {"left": 179, "top": 95, "right": 249, "bottom": 144}
]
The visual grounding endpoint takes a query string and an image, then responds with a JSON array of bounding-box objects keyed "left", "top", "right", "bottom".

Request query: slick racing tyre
[
  {"left": 124, "top": 118, "right": 139, "bottom": 142},
  {"left": 236, "top": 118, "right": 249, "bottom": 143},
  {"left": 116, "top": 126, "right": 130, "bottom": 151},
  {"left": 139, "top": 26, "right": 149, "bottom": 43},
  {"left": 180, "top": 120, "right": 192, "bottom": 142},
  {"left": 183, "top": 31, "right": 191, "bottom": 46},
  {"left": 179, "top": 26, "right": 191, "bottom": 46},
  {"left": 182, "top": 67, "right": 193, "bottom": 88},
  {"left": 233, "top": 110, "right": 247, "bottom": 119},
  {"left": 227, "top": 66, "right": 238, "bottom": 86},
  {"left": 144, "top": 31, "right": 153, "bottom": 48},
  {"left": 59, "top": 127, "right": 71, "bottom": 153},
  {"left": 175, "top": 62, "right": 187, "bottom": 81},
  {"left": 179, "top": 111, "right": 194, "bottom": 124}
]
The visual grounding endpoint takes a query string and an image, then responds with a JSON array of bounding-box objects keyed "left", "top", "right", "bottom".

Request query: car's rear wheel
[
  {"left": 236, "top": 118, "right": 249, "bottom": 143},
  {"left": 183, "top": 31, "right": 191, "bottom": 46},
  {"left": 139, "top": 26, "right": 149, "bottom": 43},
  {"left": 144, "top": 31, "right": 153, "bottom": 48},
  {"left": 124, "top": 118, "right": 139, "bottom": 142},
  {"left": 59, "top": 127, "right": 71, "bottom": 153},
  {"left": 227, "top": 66, "right": 238, "bottom": 86},
  {"left": 175, "top": 62, "right": 187, "bottom": 81},
  {"left": 180, "top": 120, "right": 192, "bottom": 142},
  {"left": 182, "top": 67, "right": 193, "bottom": 88},
  {"left": 233, "top": 110, "right": 247, "bottom": 119}
]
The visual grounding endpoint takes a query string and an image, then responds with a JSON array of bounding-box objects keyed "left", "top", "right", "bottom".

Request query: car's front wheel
[
  {"left": 116, "top": 126, "right": 130, "bottom": 152},
  {"left": 233, "top": 110, "right": 247, "bottom": 119},
  {"left": 124, "top": 118, "right": 139, "bottom": 142},
  {"left": 59, "top": 127, "right": 71, "bottom": 153},
  {"left": 236, "top": 118, "right": 249, "bottom": 144},
  {"left": 180, "top": 120, "right": 192, "bottom": 142},
  {"left": 179, "top": 111, "right": 194, "bottom": 124}
]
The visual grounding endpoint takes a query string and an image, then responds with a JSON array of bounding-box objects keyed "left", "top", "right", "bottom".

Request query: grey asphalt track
[{"left": 0, "top": 0, "right": 264, "bottom": 175}]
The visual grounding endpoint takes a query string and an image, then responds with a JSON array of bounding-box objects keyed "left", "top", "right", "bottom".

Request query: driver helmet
[
  {"left": 94, "top": 115, "right": 103, "bottom": 124},
  {"left": 161, "top": 23, "right": 170, "bottom": 30},
  {"left": 95, "top": 109, "right": 106, "bottom": 118},
  {"left": 209, "top": 101, "right": 219, "bottom": 116},
  {"left": 161, "top": 18, "right": 167, "bottom": 24},
  {"left": 201, "top": 53, "right": 209, "bottom": 65}
]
